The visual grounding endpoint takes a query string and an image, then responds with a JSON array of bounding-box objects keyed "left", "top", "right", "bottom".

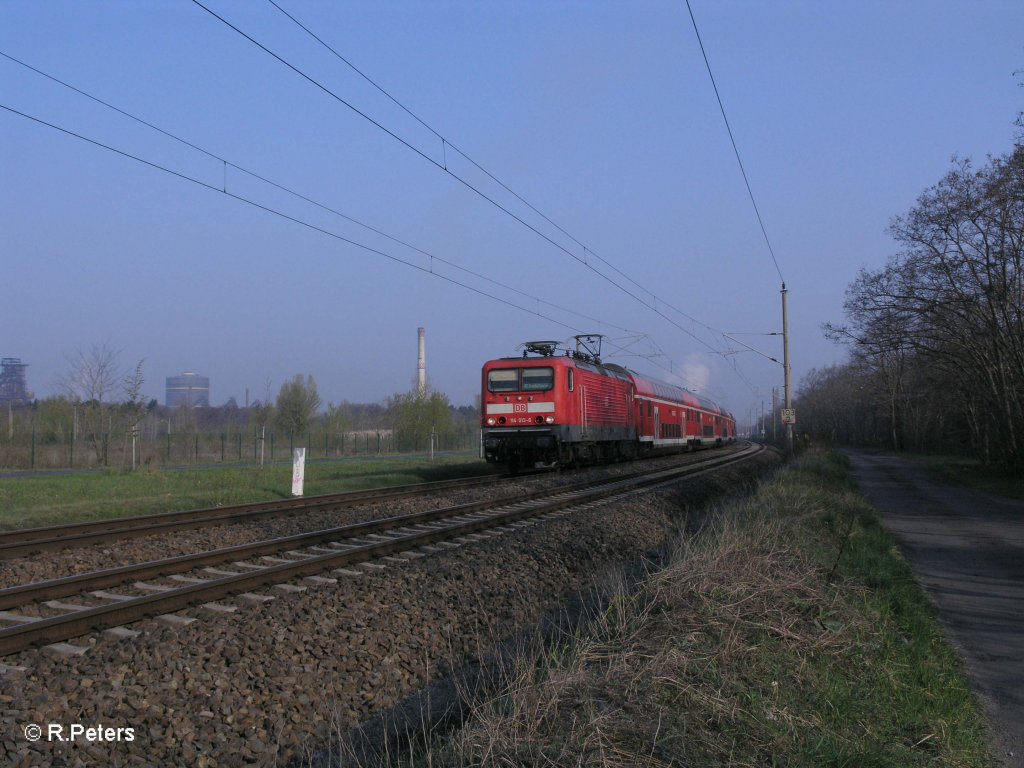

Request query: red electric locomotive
[{"left": 481, "top": 336, "right": 736, "bottom": 468}]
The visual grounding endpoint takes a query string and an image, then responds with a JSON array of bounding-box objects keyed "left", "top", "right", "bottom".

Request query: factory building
[
  {"left": 166, "top": 372, "right": 210, "bottom": 408},
  {"left": 0, "top": 358, "right": 32, "bottom": 406}
]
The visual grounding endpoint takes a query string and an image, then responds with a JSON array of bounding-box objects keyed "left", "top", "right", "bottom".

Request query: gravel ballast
[
  {"left": 2, "top": 460, "right": 678, "bottom": 590},
  {"left": 1, "top": 451, "right": 776, "bottom": 766}
]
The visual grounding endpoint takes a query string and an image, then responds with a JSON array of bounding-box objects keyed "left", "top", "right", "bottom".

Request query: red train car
[
  {"left": 630, "top": 373, "right": 736, "bottom": 450},
  {"left": 481, "top": 338, "right": 735, "bottom": 468}
]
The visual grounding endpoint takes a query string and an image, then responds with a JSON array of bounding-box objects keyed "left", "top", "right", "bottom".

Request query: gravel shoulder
[{"left": 844, "top": 450, "right": 1024, "bottom": 767}]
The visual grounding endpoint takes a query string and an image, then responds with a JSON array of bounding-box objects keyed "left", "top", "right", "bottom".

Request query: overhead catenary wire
[
  {"left": 685, "top": 0, "right": 790, "bottom": 411},
  {"left": 269, "top": 0, "right": 777, "bottom": 404},
  {"left": 268, "top": 0, "right": 751, "bottom": 356},
  {"left": 0, "top": 103, "right": 574, "bottom": 326},
  {"left": 4, "top": 17, "right": 749, "bottom": 387},
  {"left": 685, "top": 0, "right": 785, "bottom": 285},
  {"left": 0, "top": 48, "right": 731, "bottom": 393},
  {"left": 3, "top": 0, "right": 777, "bottom": 400},
  {"left": 265, "top": 0, "right": 687, "bottom": 317},
  {"left": 0, "top": 50, "right": 641, "bottom": 339},
  {"left": 191, "top": 0, "right": 742, "bottom": 359},
  {"left": 0, "top": 100, "right": 710, "bottom": 392}
]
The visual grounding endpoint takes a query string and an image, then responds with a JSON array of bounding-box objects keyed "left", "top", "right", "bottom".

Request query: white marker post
[{"left": 291, "top": 447, "right": 306, "bottom": 496}]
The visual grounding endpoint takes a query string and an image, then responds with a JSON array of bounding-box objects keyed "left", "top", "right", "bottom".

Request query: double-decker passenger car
[{"left": 481, "top": 337, "right": 735, "bottom": 468}]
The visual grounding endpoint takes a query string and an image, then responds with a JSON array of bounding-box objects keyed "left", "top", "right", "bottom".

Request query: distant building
[
  {"left": 166, "top": 372, "right": 210, "bottom": 407},
  {"left": 0, "top": 358, "right": 33, "bottom": 406}
]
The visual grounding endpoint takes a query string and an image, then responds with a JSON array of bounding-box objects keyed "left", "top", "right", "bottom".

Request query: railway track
[
  {"left": 0, "top": 443, "right": 762, "bottom": 658},
  {"left": 0, "top": 471, "right": 513, "bottom": 559}
]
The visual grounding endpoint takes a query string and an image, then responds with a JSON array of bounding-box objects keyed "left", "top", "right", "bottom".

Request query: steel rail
[
  {"left": 0, "top": 472, "right": 514, "bottom": 559},
  {"left": 0, "top": 447, "right": 751, "bottom": 609},
  {"left": 0, "top": 466, "right": 675, "bottom": 610},
  {"left": 0, "top": 443, "right": 762, "bottom": 656}
]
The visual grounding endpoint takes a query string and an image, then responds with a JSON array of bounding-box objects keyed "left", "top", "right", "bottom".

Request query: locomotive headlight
[
  {"left": 486, "top": 417, "right": 497, "bottom": 426},
  {"left": 545, "top": 416, "right": 555, "bottom": 424}
]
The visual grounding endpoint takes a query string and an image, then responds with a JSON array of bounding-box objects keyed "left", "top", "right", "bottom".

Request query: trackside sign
[{"left": 292, "top": 447, "right": 306, "bottom": 496}]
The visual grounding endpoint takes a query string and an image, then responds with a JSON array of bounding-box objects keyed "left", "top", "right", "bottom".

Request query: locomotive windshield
[
  {"left": 487, "top": 369, "right": 519, "bottom": 392},
  {"left": 522, "top": 367, "right": 554, "bottom": 391},
  {"left": 487, "top": 367, "right": 554, "bottom": 393}
]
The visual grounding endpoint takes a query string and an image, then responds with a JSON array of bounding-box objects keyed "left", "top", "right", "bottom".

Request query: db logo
[{"left": 513, "top": 403, "right": 527, "bottom": 413}]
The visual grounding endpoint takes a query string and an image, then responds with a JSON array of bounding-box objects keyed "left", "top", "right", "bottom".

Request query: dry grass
[{"left": 315, "top": 450, "right": 995, "bottom": 768}]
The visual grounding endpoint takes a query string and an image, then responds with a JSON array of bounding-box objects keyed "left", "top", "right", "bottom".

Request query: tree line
[{"left": 798, "top": 134, "right": 1023, "bottom": 470}]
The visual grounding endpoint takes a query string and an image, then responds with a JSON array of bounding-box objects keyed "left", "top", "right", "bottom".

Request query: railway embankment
[
  {"left": 323, "top": 449, "right": 997, "bottom": 767},
  {"left": 3, "top": 448, "right": 994, "bottom": 767},
  {"left": 2, "top": 450, "right": 768, "bottom": 766}
]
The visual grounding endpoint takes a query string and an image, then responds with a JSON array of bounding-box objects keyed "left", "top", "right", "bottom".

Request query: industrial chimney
[{"left": 417, "top": 327, "right": 426, "bottom": 397}]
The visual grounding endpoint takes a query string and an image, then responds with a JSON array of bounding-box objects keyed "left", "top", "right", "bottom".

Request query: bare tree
[
  {"left": 824, "top": 266, "right": 912, "bottom": 451},
  {"left": 121, "top": 359, "right": 146, "bottom": 469},
  {"left": 887, "top": 150, "right": 1023, "bottom": 465},
  {"left": 823, "top": 145, "right": 1024, "bottom": 467},
  {"left": 59, "top": 344, "right": 122, "bottom": 465}
]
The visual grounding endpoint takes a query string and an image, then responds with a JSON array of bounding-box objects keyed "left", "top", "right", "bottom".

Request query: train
[{"left": 481, "top": 336, "right": 736, "bottom": 469}]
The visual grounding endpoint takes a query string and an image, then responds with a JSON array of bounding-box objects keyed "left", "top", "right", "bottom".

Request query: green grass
[
  {"left": 709, "top": 452, "right": 994, "bottom": 766},
  {"left": 0, "top": 454, "right": 494, "bottom": 531}
]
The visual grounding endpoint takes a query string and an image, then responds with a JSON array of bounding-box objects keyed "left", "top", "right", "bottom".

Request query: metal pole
[{"left": 781, "top": 283, "right": 793, "bottom": 451}]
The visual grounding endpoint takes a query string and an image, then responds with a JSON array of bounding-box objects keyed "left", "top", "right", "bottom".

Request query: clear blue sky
[{"left": 2, "top": 1, "right": 1021, "bottom": 425}]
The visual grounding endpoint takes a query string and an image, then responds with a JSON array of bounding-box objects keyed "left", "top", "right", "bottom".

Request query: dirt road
[{"left": 845, "top": 450, "right": 1023, "bottom": 767}]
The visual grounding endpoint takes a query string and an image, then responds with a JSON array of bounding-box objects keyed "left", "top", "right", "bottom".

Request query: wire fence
[{"left": 0, "top": 427, "right": 480, "bottom": 472}]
